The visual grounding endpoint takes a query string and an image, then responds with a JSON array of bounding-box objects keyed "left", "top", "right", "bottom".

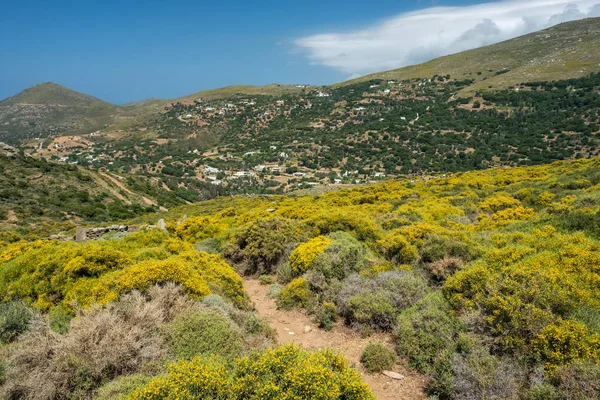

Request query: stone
[
  {"left": 266, "top": 208, "right": 276, "bottom": 213},
  {"left": 303, "top": 325, "right": 312, "bottom": 333},
  {"left": 288, "top": 332, "right": 295, "bottom": 335},
  {"left": 157, "top": 219, "right": 167, "bottom": 230},
  {"left": 75, "top": 226, "right": 87, "bottom": 242},
  {"left": 382, "top": 371, "right": 404, "bottom": 380}
]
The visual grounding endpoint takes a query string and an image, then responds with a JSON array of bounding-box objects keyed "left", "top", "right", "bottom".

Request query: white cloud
[{"left": 295, "top": 0, "right": 600, "bottom": 78}]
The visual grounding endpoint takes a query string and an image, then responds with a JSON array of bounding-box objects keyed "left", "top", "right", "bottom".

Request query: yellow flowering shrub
[
  {"left": 0, "top": 230, "right": 245, "bottom": 310},
  {"left": 174, "top": 216, "right": 226, "bottom": 242},
  {"left": 478, "top": 192, "right": 521, "bottom": 212},
  {"left": 444, "top": 226, "right": 600, "bottom": 364},
  {"left": 277, "top": 278, "right": 310, "bottom": 310},
  {"left": 289, "top": 236, "right": 332, "bottom": 275},
  {"left": 129, "top": 345, "right": 374, "bottom": 400},
  {"left": 378, "top": 231, "right": 418, "bottom": 265}
]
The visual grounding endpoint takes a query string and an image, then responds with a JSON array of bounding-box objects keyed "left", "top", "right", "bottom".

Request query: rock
[
  {"left": 266, "top": 208, "right": 276, "bottom": 213},
  {"left": 382, "top": 371, "right": 404, "bottom": 380},
  {"left": 303, "top": 325, "right": 312, "bottom": 333},
  {"left": 157, "top": 219, "right": 167, "bottom": 230},
  {"left": 75, "top": 226, "right": 87, "bottom": 242},
  {"left": 288, "top": 332, "right": 295, "bottom": 335}
]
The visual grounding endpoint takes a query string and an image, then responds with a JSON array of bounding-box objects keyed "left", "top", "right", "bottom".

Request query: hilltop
[
  {"left": 0, "top": 83, "right": 117, "bottom": 144},
  {"left": 0, "top": 82, "right": 111, "bottom": 107},
  {"left": 339, "top": 18, "right": 600, "bottom": 94}
]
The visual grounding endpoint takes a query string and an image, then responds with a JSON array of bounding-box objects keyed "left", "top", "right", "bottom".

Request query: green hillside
[
  {"left": 0, "top": 152, "right": 161, "bottom": 234},
  {"left": 339, "top": 18, "right": 600, "bottom": 94}
]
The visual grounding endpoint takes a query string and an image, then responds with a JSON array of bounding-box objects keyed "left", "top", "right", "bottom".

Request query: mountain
[
  {"left": 0, "top": 82, "right": 118, "bottom": 144},
  {"left": 340, "top": 18, "right": 600, "bottom": 94}
]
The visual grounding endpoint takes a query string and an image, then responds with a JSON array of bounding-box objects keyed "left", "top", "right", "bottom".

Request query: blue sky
[{"left": 1, "top": 0, "right": 598, "bottom": 104}]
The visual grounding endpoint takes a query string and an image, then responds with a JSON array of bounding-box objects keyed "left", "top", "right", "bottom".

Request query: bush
[
  {"left": 312, "top": 232, "right": 373, "bottom": 280},
  {"left": 379, "top": 231, "right": 418, "bottom": 265},
  {"left": 259, "top": 275, "right": 275, "bottom": 285},
  {"left": 419, "top": 235, "right": 475, "bottom": 265},
  {"left": 0, "top": 301, "right": 34, "bottom": 343},
  {"left": 361, "top": 342, "right": 396, "bottom": 373},
  {"left": 267, "top": 284, "right": 282, "bottom": 298},
  {"left": 337, "top": 271, "right": 428, "bottom": 331},
  {"left": 49, "top": 304, "right": 72, "bottom": 334},
  {"left": 95, "top": 374, "right": 153, "bottom": 400},
  {"left": 0, "top": 232, "right": 246, "bottom": 310},
  {"left": 526, "top": 384, "right": 562, "bottom": 400},
  {"left": 164, "top": 308, "right": 244, "bottom": 361},
  {"left": 232, "top": 218, "right": 310, "bottom": 275},
  {"left": 276, "top": 262, "right": 294, "bottom": 284},
  {"left": 425, "top": 256, "right": 464, "bottom": 282},
  {"left": 289, "top": 236, "right": 332, "bottom": 275},
  {"left": 0, "top": 285, "right": 194, "bottom": 400},
  {"left": 316, "top": 301, "right": 337, "bottom": 331},
  {"left": 394, "top": 293, "right": 462, "bottom": 374},
  {"left": 130, "top": 345, "right": 375, "bottom": 400},
  {"left": 555, "top": 361, "right": 600, "bottom": 400},
  {"left": 451, "top": 345, "right": 524, "bottom": 400},
  {"left": 277, "top": 278, "right": 310, "bottom": 310}
]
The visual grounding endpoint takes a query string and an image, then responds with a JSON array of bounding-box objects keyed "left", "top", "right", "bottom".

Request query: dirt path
[{"left": 244, "top": 279, "right": 427, "bottom": 400}]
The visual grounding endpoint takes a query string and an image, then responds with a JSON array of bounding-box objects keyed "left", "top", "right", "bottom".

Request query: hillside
[
  {"left": 339, "top": 18, "right": 600, "bottom": 94},
  {"left": 0, "top": 83, "right": 117, "bottom": 144},
  {"left": 0, "top": 150, "right": 163, "bottom": 234},
  {"left": 1, "top": 156, "right": 599, "bottom": 399}
]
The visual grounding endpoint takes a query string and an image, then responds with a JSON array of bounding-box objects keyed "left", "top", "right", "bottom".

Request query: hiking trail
[{"left": 244, "top": 278, "right": 427, "bottom": 400}]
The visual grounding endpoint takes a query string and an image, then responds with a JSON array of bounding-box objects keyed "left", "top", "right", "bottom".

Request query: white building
[
  {"left": 205, "top": 166, "right": 220, "bottom": 174},
  {"left": 234, "top": 171, "right": 255, "bottom": 177}
]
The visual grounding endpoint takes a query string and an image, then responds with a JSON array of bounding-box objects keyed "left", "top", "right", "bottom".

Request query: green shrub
[
  {"left": 234, "top": 218, "right": 310, "bottom": 275},
  {"left": 267, "top": 284, "right": 282, "bottom": 298},
  {"left": 312, "top": 232, "right": 373, "bottom": 280},
  {"left": 49, "top": 304, "right": 72, "bottom": 334},
  {"left": 277, "top": 278, "right": 310, "bottom": 310},
  {"left": 379, "top": 231, "right": 418, "bottom": 265},
  {"left": 394, "top": 293, "right": 462, "bottom": 374},
  {"left": 95, "top": 374, "right": 153, "bottom": 400},
  {"left": 276, "top": 262, "right": 294, "bottom": 284},
  {"left": 361, "top": 342, "right": 396, "bottom": 373},
  {"left": 164, "top": 308, "right": 244, "bottom": 361},
  {"left": 129, "top": 345, "right": 375, "bottom": 400},
  {"left": 0, "top": 301, "right": 34, "bottom": 343},
  {"left": 316, "top": 301, "right": 337, "bottom": 331},
  {"left": 419, "top": 235, "right": 475, "bottom": 264},
  {"left": 526, "top": 384, "right": 562, "bottom": 400},
  {"left": 258, "top": 275, "right": 275, "bottom": 285},
  {"left": 337, "top": 271, "right": 428, "bottom": 331}
]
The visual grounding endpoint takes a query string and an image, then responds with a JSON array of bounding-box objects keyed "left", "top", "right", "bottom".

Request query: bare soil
[{"left": 244, "top": 279, "right": 427, "bottom": 400}]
